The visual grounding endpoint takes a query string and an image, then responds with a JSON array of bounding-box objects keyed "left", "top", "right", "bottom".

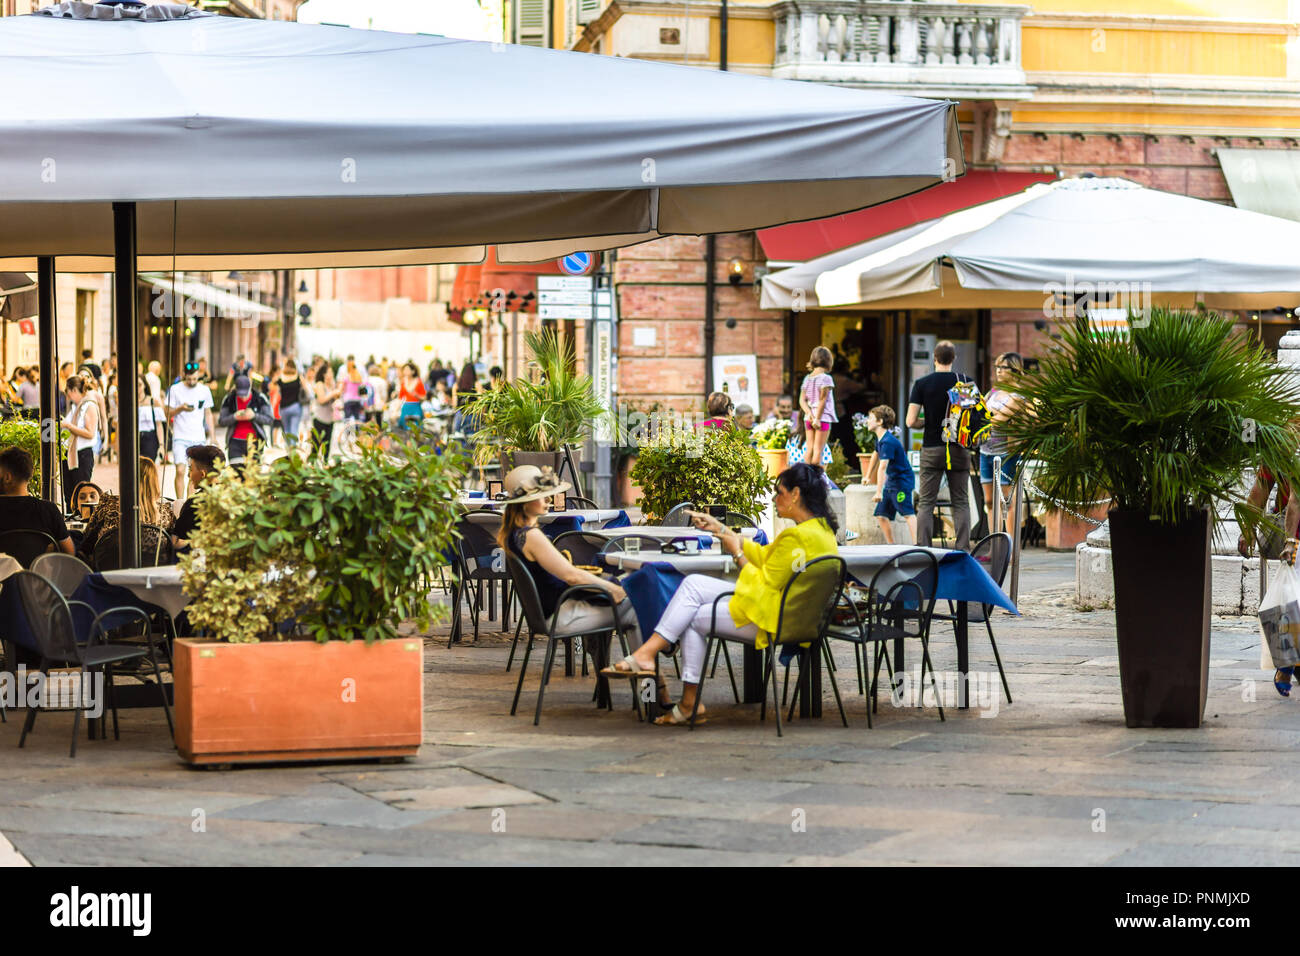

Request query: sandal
[
  {"left": 653, "top": 703, "right": 707, "bottom": 726},
  {"left": 600, "top": 655, "right": 655, "bottom": 678},
  {"left": 1274, "top": 668, "right": 1294, "bottom": 697}
]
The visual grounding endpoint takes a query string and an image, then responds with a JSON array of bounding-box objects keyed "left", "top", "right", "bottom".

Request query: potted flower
[
  {"left": 173, "top": 434, "right": 465, "bottom": 765},
  {"left": 1003, "top": 308, "right": 1300, "bottom": 728},
  {"left": 851, "top": 412, "right": 876, "bottom": 475},
  {"left": 631, "top": 422, "right": 771, "bottom": 522},
  {"left": 462, "top": 329, "right": 606, "bottom": 475},
  {"left": 751, "top": 417, "right": 792, "bottom": 478}
]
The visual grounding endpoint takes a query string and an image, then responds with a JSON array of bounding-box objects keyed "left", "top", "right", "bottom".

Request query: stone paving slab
[{"left": 1, "top": 552, "right": 1298, "bottom": 866}]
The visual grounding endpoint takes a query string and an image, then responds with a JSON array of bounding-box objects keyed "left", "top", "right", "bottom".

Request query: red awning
[
  {"left": 449, "top": 247, "right": 565, "bottom": 317},
  {"left": 756, "top": 171, "right": 1056, "bottom": 262}
]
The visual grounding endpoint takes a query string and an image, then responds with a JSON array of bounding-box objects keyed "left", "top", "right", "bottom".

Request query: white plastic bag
[{"left": 1258, "top": 561, "right": 1300, "bottom": 670}]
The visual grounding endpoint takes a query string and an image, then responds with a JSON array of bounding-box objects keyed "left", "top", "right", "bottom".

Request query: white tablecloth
[{"left": 99, "top": 565, "right": 189, "bottom": 618}]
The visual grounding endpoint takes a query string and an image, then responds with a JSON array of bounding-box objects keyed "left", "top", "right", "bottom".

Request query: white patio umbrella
[
  {"left": 1, "top": 1, "right": 964, "bottom": 567},
  {"left": 810, "top": 177, "right": 1300, "bottom": 308},
  {"left": 0, "top": 2, "right": 964, "bottom": 271}
]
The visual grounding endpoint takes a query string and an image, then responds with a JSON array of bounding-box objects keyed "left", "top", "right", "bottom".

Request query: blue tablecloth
[
  {"left": 620, "top": 561, "right": 687, "bottom": 646},
  {"left": 70, "top": 574, "right": 171, "bottom": 631},
  {"left": 845, "top": 550, "right": 1018, "bottom": 614},
  {"left": 604, "top": 510, "right": 631, "bottom": 529}
]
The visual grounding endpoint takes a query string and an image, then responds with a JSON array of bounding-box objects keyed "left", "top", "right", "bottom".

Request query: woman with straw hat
[{"left": 496, "top": 465, "right": 644, "bottom": 668}]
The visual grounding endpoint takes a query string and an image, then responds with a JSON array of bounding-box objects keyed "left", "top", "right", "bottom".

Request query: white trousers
[{"left": 654, "top": 574, "right": 757, "bottom": 683}]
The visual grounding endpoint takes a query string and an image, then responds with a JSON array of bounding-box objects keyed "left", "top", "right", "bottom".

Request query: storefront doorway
[{"left": 788, "top": 308, "right": 988, "bottom": 460}]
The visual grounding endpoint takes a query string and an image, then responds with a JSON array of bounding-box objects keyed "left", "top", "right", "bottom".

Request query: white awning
[
  {"left": 1216, "top": 147, "right": 1300, "bottom": 222},
  {"left": 802, "top": 177, "right": 1300, "bottom": 309},
  {"left": 140, "top": 273, "right": 275, "bottom": 322}
]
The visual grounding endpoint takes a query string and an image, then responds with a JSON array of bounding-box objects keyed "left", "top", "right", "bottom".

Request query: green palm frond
[{"left": 1000, "top": 307, "right": 1300, "bottom": 539}]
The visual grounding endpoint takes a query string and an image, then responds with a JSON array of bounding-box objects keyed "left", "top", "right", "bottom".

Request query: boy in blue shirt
[{"left": 868, "top": 404, "right": 916, "bottom": 544}]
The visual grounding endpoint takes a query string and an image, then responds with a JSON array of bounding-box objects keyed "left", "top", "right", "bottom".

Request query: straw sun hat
[{"left": 501, "top": 465, "right": 571, "bottom": 504}]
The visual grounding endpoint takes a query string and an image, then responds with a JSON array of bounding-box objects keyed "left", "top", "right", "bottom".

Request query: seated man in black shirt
[
  {"left": 171, "top": 444, "right": 225, "bottom": 554},
  {"left": 0, "top": 446, "right": 75, "bottom": 561}
]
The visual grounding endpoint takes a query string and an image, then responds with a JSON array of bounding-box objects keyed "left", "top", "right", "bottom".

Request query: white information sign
[{"left": 712, "top": 353, "right": 759, "bottom": 413}]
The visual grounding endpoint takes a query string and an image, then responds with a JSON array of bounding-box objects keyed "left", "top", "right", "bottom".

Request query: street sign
[
  {"left": 537, "top": 276, "right": 593, "bottom": 291},
  {"left": 559, "top": 251, "right": 598, "bottom": 276},
  {"left": 537, "top": 289, "right": 595, "bottom": 305},
  {"left": 539, "top": 303, "right": 613, "bottom": 320}
]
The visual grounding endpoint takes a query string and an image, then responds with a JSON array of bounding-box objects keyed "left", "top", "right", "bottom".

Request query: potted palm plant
[
  {"left": 1002, "top": 308, "right": 1300, "bottom": 728},
  {"left": 463, "top": 329, "right": 607, "bottom": 475}
]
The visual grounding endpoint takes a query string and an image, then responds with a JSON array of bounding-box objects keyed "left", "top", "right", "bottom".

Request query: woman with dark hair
[
  {"left": 398, "top": 360, "right": 426, "bottom": 431},
  {"left": 309, "top": 363, "right": 342, "bottom": 458},
  {"left": 61, "top": 374, "right": 99, "bottom": 512},
  {"left": 605, "top": 462, "right": 839, "bottom": 725},
  {"left": 453, "top": 361, "right": 479, "bottom": 437}
]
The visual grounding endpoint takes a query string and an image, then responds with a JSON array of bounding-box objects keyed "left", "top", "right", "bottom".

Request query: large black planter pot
[{"left": 1108, "top": 508, "right": 1211, "bottom": 728}]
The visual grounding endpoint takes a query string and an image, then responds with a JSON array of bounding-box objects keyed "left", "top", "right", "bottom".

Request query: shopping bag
[{"left": 1258, "top": 561, "right": 1300, "bottom": 669}]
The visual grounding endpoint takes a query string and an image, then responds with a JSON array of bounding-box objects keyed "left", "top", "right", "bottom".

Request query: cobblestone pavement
[{"left": 1, "top": 550, "right": 1296, "bottom": 866}]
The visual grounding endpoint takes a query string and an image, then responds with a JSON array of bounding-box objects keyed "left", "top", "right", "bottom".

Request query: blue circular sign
[{"left": 559, "top": 252, "right": 596, "bottom": 276}]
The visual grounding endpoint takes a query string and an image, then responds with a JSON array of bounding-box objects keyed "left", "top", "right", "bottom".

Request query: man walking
[
  {"left": 165, "top": 362, "right": 215, "bottom": 500},
  {"left": 218, "top": 375, "right": 274, "bottom": 464},
  {"left": 906, "top": 340, "right": 972, "bottom": 551}
]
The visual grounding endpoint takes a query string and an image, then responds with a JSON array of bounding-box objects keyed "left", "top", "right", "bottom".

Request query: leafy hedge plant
[
  {"left": 0, "top": 417, "right": 66, "bottom": 496},
  {"left": 180, "top": 433, "right": 466, "bottom": 643},
  {"left": 631, "top": 424, "right": 772, "bottom": 521}
]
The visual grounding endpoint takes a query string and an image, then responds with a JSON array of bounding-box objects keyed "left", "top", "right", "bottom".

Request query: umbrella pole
[
  {"left": 37, "top": 256, "right": 57, "bottom": 503},
  {"left": 114, "top": 202, "right": 140, "bottom": 570}
]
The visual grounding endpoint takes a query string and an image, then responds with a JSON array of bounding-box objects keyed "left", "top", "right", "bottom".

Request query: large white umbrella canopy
[
  {"left": 0, "top": 2, "right": 964, "bottom": 270},
  {"left": 810, "top": 177, "right": 1300, "bottom": 309}
]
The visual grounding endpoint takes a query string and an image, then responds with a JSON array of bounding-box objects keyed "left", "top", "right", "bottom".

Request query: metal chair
[
  {"left": 506, "top": 552, "right": 634, "bottom": 726},
  {"left": 30, "top": 553, "right": 92, "bottom": 597},
  {"left": 930, "top": 532, "right": 1013, "bottom": 704},
  {"left": 12, "top": 570, "right": 172, "bottom": 757},
  {"left": 453, "top": 512, "right": 511, "bottom": 644},
  {"left": 0, "top": 528, "right": 61, "bottom": 568},
  {"left": 826, "top": 549, "right": 944, "bottom": 727},
  {"left": 565, "top": 495, "right": 599, "bottom": 510},
  {"left": 550, "top": 530, "right": 609, "bottom": 569},
  {"left": 690, "top": 555, "right": 849, "bottom": 736},
  {"left": 661, "top": 502, "right": 695, "bottom": 527}
]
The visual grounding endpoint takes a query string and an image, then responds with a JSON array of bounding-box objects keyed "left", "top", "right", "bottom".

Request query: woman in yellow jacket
[{"left": 609, "top": 462, "right": 838, "bottom": 725}]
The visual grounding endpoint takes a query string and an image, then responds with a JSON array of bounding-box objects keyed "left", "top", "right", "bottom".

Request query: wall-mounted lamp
[
  {"left": 728, "top": 257, "right": 745, "bottom": 286},
  {"left": 298, "top": 279, "right": 308, "bottom": 294}
]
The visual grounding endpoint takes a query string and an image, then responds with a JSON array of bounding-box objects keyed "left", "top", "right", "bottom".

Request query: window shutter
[
  {"left": 576, "top": 0, "right": 602, "bottom": 25},
  {"left": 515, "top": 0, "right": 549, "bottom": 47}
]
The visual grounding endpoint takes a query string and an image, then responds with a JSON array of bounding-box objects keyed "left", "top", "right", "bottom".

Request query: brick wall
[{"left": 614, "top": 233, "right": 784, "bottom": 417}]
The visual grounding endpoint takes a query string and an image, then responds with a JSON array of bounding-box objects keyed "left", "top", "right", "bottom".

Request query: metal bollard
[{"left": 1009, "top": 467, "right": 1024, "bottom": 605}]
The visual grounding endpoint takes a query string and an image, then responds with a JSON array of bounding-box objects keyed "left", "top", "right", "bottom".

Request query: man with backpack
[{"left": 906, "top": 340, "right": 986, "bottom": 552}]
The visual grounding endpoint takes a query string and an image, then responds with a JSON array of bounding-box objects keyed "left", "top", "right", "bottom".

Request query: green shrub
[
  {"left": 826, "top": 440, "right": 850, "bottom": 488},
  {"left": 631, "top": 424, "right": 772, "bottom": 521},
  {"left": 0, "top": 418, "right": 67, "bottom": 496},
  {"left": 180, "top": 435, "right": 467, "bottom": 643}
]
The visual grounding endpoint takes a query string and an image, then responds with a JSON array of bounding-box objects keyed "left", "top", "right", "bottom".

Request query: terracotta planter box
[
  {"left": 1044, "top": 504, "right": 1109, "bottom": 551},
  {"left": 174, "top": 637, "right": 423, "bottom": 766}
]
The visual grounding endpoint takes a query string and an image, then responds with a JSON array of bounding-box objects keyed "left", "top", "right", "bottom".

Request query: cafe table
[
  {"left": 580, "top": 525, "right": 763, "bottom": 548},
  {"left": 603, "top": 544, "right": 1016, "bottom": 714}
]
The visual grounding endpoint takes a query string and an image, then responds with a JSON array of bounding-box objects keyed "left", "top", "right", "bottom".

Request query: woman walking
[
  {"left": 61, "top": 374, "right": 100, "bottom": 513},
  {"left": 310, "top": 364, "right": 342, "bottom": 458},
  {"left": 275, "top": 358, "right": 305, "bottom": 450},
  {"left": 979, "top": 352, "right": 1025, "bottom": 537},
  {"left": 137, "top": 375, "right": 165, "bottom": 464},
  {"left": 397, "top": 361, "right": 426, "bottom": 432}
]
